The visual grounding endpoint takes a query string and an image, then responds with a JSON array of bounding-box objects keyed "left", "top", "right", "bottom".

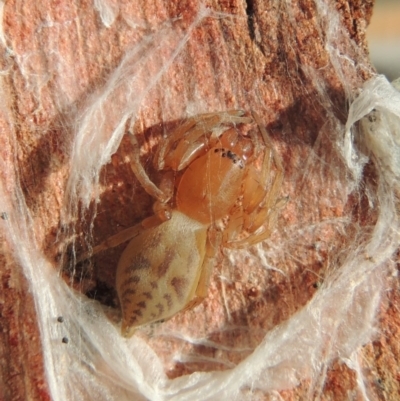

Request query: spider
[{"left": 78, "top": 110, "right": 284, "bottom": 337}]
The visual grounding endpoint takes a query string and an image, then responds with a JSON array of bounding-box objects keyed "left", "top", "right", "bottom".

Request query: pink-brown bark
[{"left": 3, "top": 1, "right": 399, "bottom": 400}]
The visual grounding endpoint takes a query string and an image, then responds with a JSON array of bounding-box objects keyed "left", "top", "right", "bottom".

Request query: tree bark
[{"left": 3, "top": 1, "right": 398, "bottom": 400}]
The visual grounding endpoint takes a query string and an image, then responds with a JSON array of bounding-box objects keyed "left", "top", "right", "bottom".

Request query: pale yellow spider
[{"left": 79, "top": 110, "right": 284, "bottom": 337}]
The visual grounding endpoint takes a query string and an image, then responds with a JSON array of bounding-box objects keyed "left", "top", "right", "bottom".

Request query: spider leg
[
  {"left": 226, "top": 196, "right": 287, "bottom": 248},
  {"left": 225, "top": 111, "right": 286, "bottom": 248},
  {"left": 154, "top": 110, "right": 253, "bottom": 171},
  {"left": 252, "top": 110, "right": 284, "bottom": 192},
  {"left": 76, "top": 214, "right": 162, "bottom": 263},
  {"left": 181, "top": 228, "right": 221, "bottom": 311},
  {"left": 128, "top": 132, "right": 170, "bottom": 202},
  {"left": 127, "top": 111, "right": 251, "bottom": 201}
]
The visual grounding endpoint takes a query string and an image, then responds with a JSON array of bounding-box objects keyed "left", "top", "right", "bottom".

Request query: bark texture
[{"left": 3, "top": 0, "right": 399, "bottom": 400}]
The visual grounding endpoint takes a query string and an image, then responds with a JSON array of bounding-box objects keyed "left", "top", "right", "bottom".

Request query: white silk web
[{"left": 1, "top": 2, "right": 399, "bottom": 400}]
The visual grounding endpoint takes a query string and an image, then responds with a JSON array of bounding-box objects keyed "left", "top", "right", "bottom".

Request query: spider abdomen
[{"left": 116, "top": 211, "right": 207, "bottom": 337}]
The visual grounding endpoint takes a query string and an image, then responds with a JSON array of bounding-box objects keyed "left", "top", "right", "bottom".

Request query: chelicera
[{"left": 79, "top": 110, "right": 284, "bottom": 337}]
